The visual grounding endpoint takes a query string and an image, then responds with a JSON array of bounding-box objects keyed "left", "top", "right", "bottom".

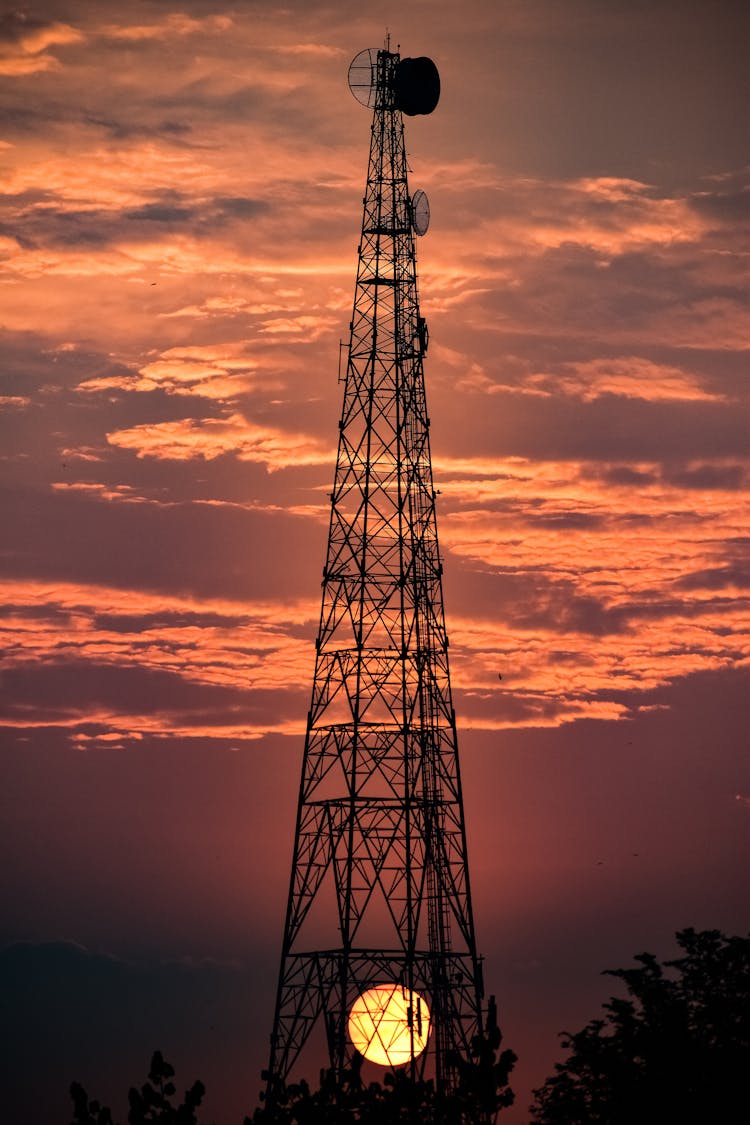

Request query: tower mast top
[{"left": 348, "top": 43, "right": 440, "bottom": 115}]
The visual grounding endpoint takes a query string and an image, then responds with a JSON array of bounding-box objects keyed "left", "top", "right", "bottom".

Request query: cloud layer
[{"left": 1, "top": 2, "right": 748, "bottom": 1122}]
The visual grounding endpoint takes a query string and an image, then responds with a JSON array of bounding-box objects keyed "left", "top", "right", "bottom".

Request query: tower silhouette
[{"left": 266, "top": 42, "right": 485, "bottom": 1098}]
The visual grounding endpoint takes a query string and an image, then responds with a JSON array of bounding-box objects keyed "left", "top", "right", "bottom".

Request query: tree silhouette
[
  {"left": 68, "top": 1004, "right": 515, "bottom": 1123},
  {"left": 70, "top": 1081, "right": 114, "bottom": 1125},
  {"left": 251, "top": 995, "right": 516, "bottom": 1123},
  {"left": 448, "top": 995, "right": 516, "bottom": 1121},
  {"left": 70, "top": 1051, "right": 205, "bottom": 1125},
  {"left": 127, "top": 1051, "right": 205, "bottom": 1124},
  {"left": 529, "top": 928, "right": 750, "bottom": 1125}
]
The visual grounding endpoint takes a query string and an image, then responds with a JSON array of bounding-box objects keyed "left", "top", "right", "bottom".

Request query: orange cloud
[
  {"left": 159, "top": 297, "right": 256, "bottom": 319},
  {"left": 0, "top": 578, "right": 315, "bottom": 626},
  {"left": 51, "top": 482, "right": 147, "bottom": 502},
  {"left": 0, "top": 579, "right": 315, "bottom": 680},
  {"left": 0, "top": 19, "right": 83, "bottom": 75},
  {"left": 0, "top": 577, "right": 319, "bottom": 743},
  {"left": 78, "top": 342, "right": 296, "bottom": 401},
  {"left": 278, "top": 44, "right": 346, "bottom": 58},
  {"left": 1, "top": 7, "right": 746, "bottom": 757},
  {"left": 99, "top": 14, "right": 233, "bottom": 41},
  {"left": 15, "top": 21, "right": 83, "bottom": 54},
  {"left": 133, "top": 345, "right": 258, "bottom": 396},
  {"left": 424, "top": 449, "right": 750, "bottom": 727},
  {"left": 520, "top": 359, "right": 723, "bottom": 404},
  {"left": 0, "top": 53, "right": 61, "bottom": 76},
  {"left": 107, "top": 413, "right": 334, "bottom": 469}
]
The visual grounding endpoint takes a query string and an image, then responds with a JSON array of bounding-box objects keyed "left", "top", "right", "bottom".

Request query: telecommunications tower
[{"left": 266, "top": 41, "right": 486, "bottom": 1098}]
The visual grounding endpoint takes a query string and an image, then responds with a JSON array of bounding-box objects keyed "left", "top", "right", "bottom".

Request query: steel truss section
[{"left": 267, "top": 46, "right": 485, "bottom": 1099}]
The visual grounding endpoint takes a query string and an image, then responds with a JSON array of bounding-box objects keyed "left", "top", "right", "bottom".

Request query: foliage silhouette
[
  {"left": 70, "top": 1051, "right": 205, "bottom": 1125},
  {"left": 70, "top": 1081, "right": 114, "bottom": 1125},
  {"left": 68, "top": 1003, "right": 515, "bottom": 1123},
  {"left": 251, "top": 995, "right": 516, "bottom": 1123},
  {"left": 529, "top": 928, "right": 750, "bottom": 1125}
]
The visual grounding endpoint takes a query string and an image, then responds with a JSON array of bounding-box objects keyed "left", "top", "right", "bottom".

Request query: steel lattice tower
[{"left": 266, "top": 43, "right": 485, "bottom": 1099}]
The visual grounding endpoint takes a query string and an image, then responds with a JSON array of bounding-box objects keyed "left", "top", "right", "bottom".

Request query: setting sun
[{"left": 348, "top": 985, "right": 430, "bottom": 1066}]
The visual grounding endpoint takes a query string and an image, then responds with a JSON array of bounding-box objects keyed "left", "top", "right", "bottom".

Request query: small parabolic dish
[
  {"left": 411, "top": 189, "right": 430, "bottom": 236},
  {"left": 348, "top": 984, "right": 430, "bottom": 1066},
  {"left": 393, "top": 57, "right": 440, "bottom": 116},
  {"left": 348, "top": 48, "right": 379, "bottom": 108}
]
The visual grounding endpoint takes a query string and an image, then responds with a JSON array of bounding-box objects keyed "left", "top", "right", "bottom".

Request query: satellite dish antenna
[
  {"left": 411, "top": 189, "right": 430, "bottom": 236},
  {"left": 348, "top": 48, "right": 379, "bottom": 107}
]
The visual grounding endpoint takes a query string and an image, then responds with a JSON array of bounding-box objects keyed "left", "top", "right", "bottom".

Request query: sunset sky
[{"left": 1, "top": 1, "right": 748, "bottom": 1122}]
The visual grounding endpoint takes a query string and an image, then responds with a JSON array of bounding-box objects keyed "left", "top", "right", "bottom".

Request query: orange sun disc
[{"left": 348, "top": 984, "right": 430, "bottom": 1066}]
